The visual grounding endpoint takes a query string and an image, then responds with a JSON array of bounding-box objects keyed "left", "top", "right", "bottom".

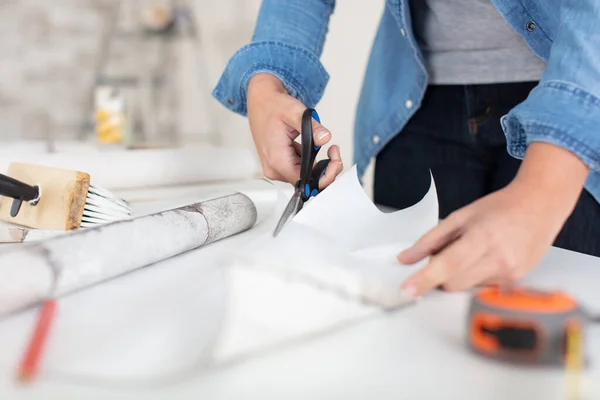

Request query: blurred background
[{"left": 0, "top": 0, "right": 383, "bottom": 193}]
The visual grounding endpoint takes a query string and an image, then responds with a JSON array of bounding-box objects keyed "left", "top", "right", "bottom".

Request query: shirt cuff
[
  {"left": 501, "top": 81, "right": 600, "bottom": 171},
  {"left": 211, "top": 41, "right": 330, "bottom": 116}
]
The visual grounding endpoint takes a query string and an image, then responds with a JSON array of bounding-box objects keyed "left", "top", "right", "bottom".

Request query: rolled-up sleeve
[
  {"left": 501, "top": 0, "right": 600, "bottom": 170},
  {"left": 212, "top": 0, "right": 335, "bottom": 116}
]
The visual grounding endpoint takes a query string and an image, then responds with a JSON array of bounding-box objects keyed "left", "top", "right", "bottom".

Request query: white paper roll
[{"left": 0, "top": 192, "right": 257, "bottom": 316}]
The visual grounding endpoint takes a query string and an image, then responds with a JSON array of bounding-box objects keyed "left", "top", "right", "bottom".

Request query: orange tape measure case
[{"left": 467, "top": 286, "right": 588, "bottom": 365}]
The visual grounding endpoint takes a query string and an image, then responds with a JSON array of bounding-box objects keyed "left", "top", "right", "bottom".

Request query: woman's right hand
[{"left": 246, "top": 73, "right": 343, "bottom": 188}]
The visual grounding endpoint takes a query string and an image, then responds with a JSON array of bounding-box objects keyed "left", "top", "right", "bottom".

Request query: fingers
[
  {"left": 312, "top": 121, "right": 331, "bottom": 147},
  {"left": 319, "top": 145, "right": 343, "bottom": 189},
  {"left": 292, "top": 141, "right": 302, "bottom": 156},
  {"left": 327, "top": 144, "right": 342, "bottom": 163},
  {"left": 282, "top": 106, "right": 332, "bottom": 147},
  {"left": 400, "top": 230, "right": 485, "bottom": 298},
  {"left": 441, "top": 253, "right": 495, "bottom": 292},
  {"left": 263, "top": 161, "right": 301, "bottom": 186},
  {"left": 262, "top": 137, "right": 301, "bottom": 184},
  {"left": 397, "top": 211, "right": 466, "bottom": 265},
  {"left": 255, "top": 95, "right": 337, "bottom": 187},
  {"left": 278, "top": 146, "right": 302, "bottom": 185},
  {"left": 441, "top": 250, "right": 524, "bottom": 292}
]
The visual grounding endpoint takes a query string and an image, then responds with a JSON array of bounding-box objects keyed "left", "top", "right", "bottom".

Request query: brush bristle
[{"left": 81, "top": 185, "right": 132, "bottom": 228}]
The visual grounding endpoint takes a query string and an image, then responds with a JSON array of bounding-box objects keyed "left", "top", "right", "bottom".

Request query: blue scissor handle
[
  {"left": 304, "top": 158, "right": 330, "bottom": 199},
  {"left": 299, "top": 108, "right": 323, "bottom": 201},
  {"left": 312, "top": 110, "right": 321, "bottom": 151},
  {"left": 311, "top": 110, "right": 320, "bottom": 124}
]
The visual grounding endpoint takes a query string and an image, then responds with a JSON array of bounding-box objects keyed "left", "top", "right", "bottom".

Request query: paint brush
[{"left": 0, "top": 162, "right": 131, "bottom": 231}]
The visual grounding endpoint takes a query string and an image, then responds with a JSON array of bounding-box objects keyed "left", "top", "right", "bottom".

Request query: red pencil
[{"left": 17, "top": 300, "right": 56, "bottom": 383}]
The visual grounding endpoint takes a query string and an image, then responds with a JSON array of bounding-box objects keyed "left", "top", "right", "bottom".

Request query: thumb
[
  {"left": 310, "top": 114, "right": 332, "bottom": 147},
  {"left": 283, "top": 105, "right": 332, "bottom": 147}
]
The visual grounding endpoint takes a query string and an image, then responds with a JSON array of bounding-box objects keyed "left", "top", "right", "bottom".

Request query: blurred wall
[
  {"left": 0, "top": 0, "right": 115, "bottom": 142},
  {"left": 0, "top": 0, "right": 384, "bottom": 190},
  {"left": 0, "top": 0, "right": 216, "bottom": 145},
  {"left": 194, "top": 0, "right": 385, "bottom": 190}
]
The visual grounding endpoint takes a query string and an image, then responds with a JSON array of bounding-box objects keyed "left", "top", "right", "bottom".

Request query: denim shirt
[{"left": 212, "top": 0, "right": 600, "bottom": 204}]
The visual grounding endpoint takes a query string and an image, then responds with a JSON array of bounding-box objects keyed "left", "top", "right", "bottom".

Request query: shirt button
[
  {"left": 526, "top": 20, "right": 536, "bottom": 31},
  {"left": 405, "top": 99, "right": 413, "bottom": 109},
  {"left": 400, "top": 28, "right": 406, "bottom": 37},
  {"left": 372, "top": 135, "right": 380, "bottom": 144}
]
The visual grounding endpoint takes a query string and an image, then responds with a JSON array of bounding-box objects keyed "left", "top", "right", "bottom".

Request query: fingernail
[
  {"left": 396, "top": 251, "right": 408, "bottom": 263},
  {"left": 400, "top": 282, "right": 419, "bottom": 299},
  {"left": 316, "top": 128, "right": 330, "bottom": 141},
  {"left": 337, "top": 162, "right": 343, "bottom": 173}
]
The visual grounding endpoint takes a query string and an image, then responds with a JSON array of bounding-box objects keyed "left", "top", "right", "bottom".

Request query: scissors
[{"left": 273, "top": 108, "right": 331, "bottom": 237}]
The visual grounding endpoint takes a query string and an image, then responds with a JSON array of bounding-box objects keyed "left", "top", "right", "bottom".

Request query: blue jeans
[{"left": 374, "top": 82, "right": 600, "bottom": 257}]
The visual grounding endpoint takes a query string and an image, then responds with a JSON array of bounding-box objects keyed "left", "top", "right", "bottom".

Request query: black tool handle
[
  {"left": 0, "top": 173, "right": 39, "bottom": 201},
  {"left": 299, "top": 108, "right": 320, "bottom": 189},
  {"left": 299, "top": 108, "right": 334, "bottom": 201},
  {"left": 304, "top": 159, "right": 331, "bottom": 199}
]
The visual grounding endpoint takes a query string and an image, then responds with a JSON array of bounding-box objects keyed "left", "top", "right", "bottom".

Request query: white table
[{"left": 0, "top": 182, "right": 599, "bottom": 400}]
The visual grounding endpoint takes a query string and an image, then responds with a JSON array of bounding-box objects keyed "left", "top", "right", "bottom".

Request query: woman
[{"left": 212, "top": 0, "right": 600, "bottom": 299}]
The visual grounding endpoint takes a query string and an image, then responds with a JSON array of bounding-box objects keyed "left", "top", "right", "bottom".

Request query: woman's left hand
[{"left": 397, "top": 142, "right": 589, "bottom": 298}]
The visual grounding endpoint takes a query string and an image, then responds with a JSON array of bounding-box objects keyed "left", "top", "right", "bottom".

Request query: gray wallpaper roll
[{"left": 0, "top": 192, "right": 257, "bottom": 317}]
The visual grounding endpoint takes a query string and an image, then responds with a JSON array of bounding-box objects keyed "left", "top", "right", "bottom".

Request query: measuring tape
[{"left": 467, "top": 286, "right": 589, "bottom": 365}]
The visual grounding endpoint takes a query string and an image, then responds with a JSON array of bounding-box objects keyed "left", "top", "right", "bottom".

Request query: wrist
[
  {"left": 510, "top": 142, "right": 589, "bottom": 217},
  {"left": 248, "top": 73, "right": 286, "bottom": 99}
]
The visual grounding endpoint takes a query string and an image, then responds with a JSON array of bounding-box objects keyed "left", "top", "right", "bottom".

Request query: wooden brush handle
[{"left": 0, "top": 173, "right": 39, "bottom": 201}]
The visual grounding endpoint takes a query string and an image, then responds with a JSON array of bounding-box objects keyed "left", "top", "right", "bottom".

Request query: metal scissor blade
[{"left": 273, "top": 191, "right": 303, "bottom": 237}]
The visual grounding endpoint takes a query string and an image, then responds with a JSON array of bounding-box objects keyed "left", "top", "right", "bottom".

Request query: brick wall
[
  {"left": 0, "top": 0, "right": 226, "bottom": 146},
  {"left": 0, "top": 0, "right": 118, "bottom": 141},
  {"left": 0, "top": 0, "right": 384, "bottom": 188}
]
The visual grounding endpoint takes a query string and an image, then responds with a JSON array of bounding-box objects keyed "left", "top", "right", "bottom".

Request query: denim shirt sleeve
[
  {"left": 502, "top": 0, "right": 600, "bottom": 171},
  {"left": 212, "top": 0, "right": 335, "bottom": 116}
]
